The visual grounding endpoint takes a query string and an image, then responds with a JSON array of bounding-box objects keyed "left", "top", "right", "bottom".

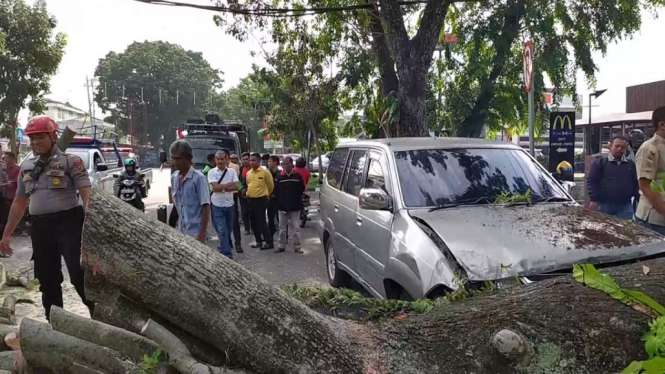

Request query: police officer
[
  {"left": 0, "top": 115, "right": 94, "bottom": 321},
  {"left": 635, "top": 106, "right": 665, "bottom": 235}
]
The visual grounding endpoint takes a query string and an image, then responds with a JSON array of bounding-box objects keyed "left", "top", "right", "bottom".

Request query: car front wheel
[{"left": 326, "top": 238, "right": 350, "bottom": 288}]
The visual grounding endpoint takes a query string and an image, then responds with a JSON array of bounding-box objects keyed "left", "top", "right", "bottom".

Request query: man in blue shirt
[{"left": 170, "top": 140, "right": 211, "bottom": 242}]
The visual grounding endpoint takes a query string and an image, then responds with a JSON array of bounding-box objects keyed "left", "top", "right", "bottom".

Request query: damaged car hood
[{"left": 409, "top": 205, "right": 665, "bottom": 281}]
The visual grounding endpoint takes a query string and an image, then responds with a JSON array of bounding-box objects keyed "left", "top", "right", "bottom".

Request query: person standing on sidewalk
[
  {"left": 267, "top": 155, "right": 281, "bottom": 237},
  {"left": 635, "top": 106, "right": 665, "bottom": 235},
  {"left": 0, "top": 115, "right": 94, "bottom": 321},
  {"left": 274, "top": 156, "right": 305, "bottom": 253},
  {"left": 2, "top": 152, "right": 20, "bottom": 238},
  {"left": 208, "top": 150, "right": 239, "bottom": 259},
  {"left": 170, "top": 140, "right": 211, "bottom": 243},
  {"left": 246, "top": 152, "right": 274, "bottom": 250},
  {"left": 239, "top": 152, "right": 253, "bottom": 236},
  {"left": 202, "top": 153, "right": 216, "bottom": 176},
  {"left": 294, "top": 157, "right": 310, "bottom": 189},
  {"left": 587, "top": 134, "right": 639, "bottom": 219},
  {"left": 227, "top": 153, "right": 243, "bottom": 253}
]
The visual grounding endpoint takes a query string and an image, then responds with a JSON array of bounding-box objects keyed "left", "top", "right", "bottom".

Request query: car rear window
[{"left": 326, "top": 148, "right": 350, "bottom": 190}]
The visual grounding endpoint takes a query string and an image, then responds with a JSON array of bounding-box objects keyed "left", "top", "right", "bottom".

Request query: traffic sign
[{"left": 522, "top": 41, "right": 533, "bottom": 92}]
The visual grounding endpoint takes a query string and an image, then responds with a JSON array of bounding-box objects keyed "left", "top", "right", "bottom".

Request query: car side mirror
[
  {"left": 97, "top": 164, "right": 108, "bottom": 172},
  {"left": 359, "top": 188, "right": 392, "bottom": 211}
]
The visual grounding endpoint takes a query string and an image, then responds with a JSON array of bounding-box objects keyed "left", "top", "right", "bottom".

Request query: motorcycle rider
[
  {"left": 554, "top": 160, "right": 574, "bottom": 182},
  {"left": 114, "top": 159, "right": 146, "bottom": 209},
  {"left": 626, "top": 129, "right": 646, "bottom": 162}
]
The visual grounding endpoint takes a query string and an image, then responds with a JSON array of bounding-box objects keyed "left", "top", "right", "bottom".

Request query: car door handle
[
  {"left": 356, "top": 216, "right": 362, "bottom": 225},
  {"left": 334, "top": 204, "right": 339, "bottom": 212}
]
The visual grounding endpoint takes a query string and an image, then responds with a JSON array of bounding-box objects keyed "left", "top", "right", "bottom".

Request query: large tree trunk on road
[{"left": 82, "top": 186, "right": 665, "bottom": 373}]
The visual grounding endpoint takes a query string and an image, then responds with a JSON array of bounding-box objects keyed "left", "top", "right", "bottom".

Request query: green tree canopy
[
  {"left": 0, "top": 0, "right": 66, "bottom": 152},
  {"left": 207, "top": 0, "right": 664, "bottom": 138},
  {"left": 93, "top": 41, "right": 222, "bottom": 146}
]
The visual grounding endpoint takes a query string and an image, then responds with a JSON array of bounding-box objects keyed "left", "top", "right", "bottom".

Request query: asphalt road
[{"left": 144, "top": 169, "right": 329, "bottom": 287}]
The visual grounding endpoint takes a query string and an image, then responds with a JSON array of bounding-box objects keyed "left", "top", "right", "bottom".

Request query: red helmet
[{"left": 25, "top": 115, "right": 58, "bottom": 135}]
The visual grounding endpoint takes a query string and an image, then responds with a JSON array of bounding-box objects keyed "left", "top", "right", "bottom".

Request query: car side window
[
  {"left": 326, "top": 148, "right": 350, "bottom": 190},
  {"left": 344, "top": 150, "right": 368, "bottom": 197},
  {"left": 365, "top": 159, "right": 387, "bottom": 193}
]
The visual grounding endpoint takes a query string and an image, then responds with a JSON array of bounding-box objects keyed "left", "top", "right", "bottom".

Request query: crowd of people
[
  {"left": 167, "top": 140, "right": 311, "bottom": 259},
  {"left": 587, "top": 105, "right": 665, "bottom": 236}
]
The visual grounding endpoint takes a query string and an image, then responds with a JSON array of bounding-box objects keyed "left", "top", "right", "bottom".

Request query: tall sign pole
[{"left": 523, "top": 41, "right": 534, "bottom": 155}]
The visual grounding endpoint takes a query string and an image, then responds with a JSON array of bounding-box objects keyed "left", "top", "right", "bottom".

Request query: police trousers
[{"left": 31, "top": 206, "right": 92, "bottom": 320}]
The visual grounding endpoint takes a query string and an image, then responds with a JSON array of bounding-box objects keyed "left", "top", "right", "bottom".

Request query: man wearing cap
[{"left": 0, "top": 115, "right": 94, "bottom": 321}]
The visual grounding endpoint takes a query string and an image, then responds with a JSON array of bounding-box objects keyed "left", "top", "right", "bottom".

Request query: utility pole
[{"left": 85, "top": 76, "right": 94, "bottom": 127}]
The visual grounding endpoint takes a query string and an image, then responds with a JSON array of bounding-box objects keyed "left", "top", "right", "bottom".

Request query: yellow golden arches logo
[{"left": 552, "top": 115, "right": 573, "bottom": 130}]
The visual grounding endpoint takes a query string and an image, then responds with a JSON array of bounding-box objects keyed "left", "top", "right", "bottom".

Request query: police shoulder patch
[{"left": 72, "top": 156, "right": 86, "bottom": 173}]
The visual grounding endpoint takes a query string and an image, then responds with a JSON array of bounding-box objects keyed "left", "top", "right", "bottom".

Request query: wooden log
[
  {"left": 141, "top": 319, "right": 211, "bottom": 374},
  {"left": 50, "top": 306, "right": 160, "bottom": 363},
  {"left": 0, "top": 325, "right": 18, "bottom": 351},
  {"left": 7, "top": 276, "right": 35, "bottom": 290},
  {"left": 19, "top": 318, "right": 136, "bottom": 373},
  {"left": 82, "top": 187, "right": 365, "bottom": 373},
  {"left": 92, "top": 296, "right": 226, "bottom": 367},
  {"left": 0, "top": 296, "right": 16, "bottom": 325}
]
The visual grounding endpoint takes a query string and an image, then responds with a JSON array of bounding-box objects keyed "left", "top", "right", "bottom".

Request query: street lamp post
[{"left": 586, "top": 89, "right": 607, "bottom": 155}]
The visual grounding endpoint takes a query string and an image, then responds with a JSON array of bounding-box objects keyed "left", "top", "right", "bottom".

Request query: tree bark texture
[
  {"left": 50, "top": 306, "right": 160, "bottom": 363},
  {"left": 82, "top": 187, "right": 665, "bottom": 373},
  {"left": 82, "top": 187, "right": 373, "bottom": 374},
  {"left": 19, "top": 318, "right": 136, "bottom": 373}
]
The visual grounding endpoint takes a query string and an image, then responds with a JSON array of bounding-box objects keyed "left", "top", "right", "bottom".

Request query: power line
[{"left": 132, "top": 0, "right": 429, "bottom": 17}]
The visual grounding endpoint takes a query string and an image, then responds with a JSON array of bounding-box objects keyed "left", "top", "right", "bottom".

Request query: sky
[{"left": 17, "top": 0, "right": 665, "bottom": 124}]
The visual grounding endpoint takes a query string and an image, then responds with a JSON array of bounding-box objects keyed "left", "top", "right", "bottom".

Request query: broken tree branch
[
  {"left": 0, "top": 351, "right": 16, "bottom": 371},
  {"left": 19, "top": 318, "right": 137, "bottom": 373},
  {"left": 0, "top": 296, "right": 16, "bottom": 325},
  {"left": 50, "top": 306, "right": 161, "bottom": 363}
]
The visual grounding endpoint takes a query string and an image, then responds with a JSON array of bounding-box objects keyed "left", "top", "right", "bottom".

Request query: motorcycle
[
  {"left": 300, "top": 193, "right": 310, "bottom": 228},
  {"left": 114, "top": 174, "right": 146, "bottom": 211}
]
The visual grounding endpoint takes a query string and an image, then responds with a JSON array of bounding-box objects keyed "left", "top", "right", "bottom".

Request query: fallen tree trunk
[{"left": 81, "top": 187, "right": 665, "bottom": 373}]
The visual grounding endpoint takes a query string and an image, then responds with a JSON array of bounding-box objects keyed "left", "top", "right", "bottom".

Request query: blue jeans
[
  {"left": 211, "top": 205, "right": 234, "bottom": 258},
  {"left": 635, "top": 217, "right": 665, "bottom": 236},
  {"left": 598, "top": 202, "right": 634, "bottom": 220}
]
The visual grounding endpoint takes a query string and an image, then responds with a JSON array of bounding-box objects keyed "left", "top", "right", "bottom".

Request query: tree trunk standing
[
  {"left": 369, "top": 7, "right": 399, "bottom": 139},
  {"left": 378, "top": 0, "right": 451, "bottom": 138},
  {"left": 7, "top": 111, "right": 18, "bottom": 155},
  {"left": 456, "top": 2, "right": 526, "bottom": 138},
  {"left": 81, "top": 188, "right": 372, "bottom": 374}
]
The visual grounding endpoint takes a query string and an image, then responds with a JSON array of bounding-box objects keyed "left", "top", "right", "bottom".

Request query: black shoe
[
  {"left": 250, "top": 242, "right": 263, "bottom": 249},
  {"left": 235, "top": 244, "right": 244, "bottom": 253},
  {"left": 261, "top": 243, "right": 274, "bottom": 250},
  {"left": 295, "top": 248, "right": 303, "bottom": 254},
  {"left": 273, "top": 248, "right": 285, "bottom": 253}
]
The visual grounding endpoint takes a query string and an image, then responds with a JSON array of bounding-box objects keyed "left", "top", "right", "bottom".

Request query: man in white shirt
[{"left": 208, "top": 149, "right": 239, "bottom": 259}]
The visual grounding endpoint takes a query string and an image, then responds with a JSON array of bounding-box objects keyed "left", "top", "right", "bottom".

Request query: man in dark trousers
[
  {"left": 239, "top": 152, "right": 253, "bottom": 235},
  {"left": 245, "top": 153, "right": 274, "bottom": 250},
  {"left": 266, "top": 155, "right": 281, "bottom": 237},
  {"left": 274, "top": 156, "right": 305, "bottom": 253},
  {"left": 587, "top": 134, "right": 639, "bottom": 220},
  {"left": 0, "top": 115, "right": 94, "bottom": 321}
]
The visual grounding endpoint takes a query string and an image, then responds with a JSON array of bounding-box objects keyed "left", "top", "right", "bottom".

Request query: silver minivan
[{"left": 317, "top": 137, "right": 665, "bottom": 300}]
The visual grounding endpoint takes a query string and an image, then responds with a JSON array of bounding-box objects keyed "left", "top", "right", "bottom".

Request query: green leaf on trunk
[{"left": 572, "top": 263, "right": 665, "bottom": 316}]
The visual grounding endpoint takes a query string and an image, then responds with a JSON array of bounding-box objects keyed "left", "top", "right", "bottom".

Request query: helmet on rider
[
  {"left": 628, "top": 129, "right": 646, "bottom": 151},
  {"left": 124, "top": 158, "right": 137, "bottom": 173}
]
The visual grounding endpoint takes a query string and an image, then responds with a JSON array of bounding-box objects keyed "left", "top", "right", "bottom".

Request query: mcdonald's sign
[
  {"left": 548, "top": 111, "right": 576, "bottom": 181},
  {"left": 551, "top": 115, "right": 573, "bottom": 130}
]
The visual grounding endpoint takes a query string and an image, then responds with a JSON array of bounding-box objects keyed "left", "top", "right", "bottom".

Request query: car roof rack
[
  {"left": 183, "top": 114, "right": 249, "bottom": 136},
  {"left": 69, "top": 125, "right": 123, "bottom": 167}
]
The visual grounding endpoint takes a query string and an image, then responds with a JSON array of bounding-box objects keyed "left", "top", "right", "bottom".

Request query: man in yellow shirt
[{"left": 246, "top": 152, "right": 274, "bottom": 249}]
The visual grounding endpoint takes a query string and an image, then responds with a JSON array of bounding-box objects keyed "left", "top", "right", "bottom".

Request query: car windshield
[
  {"left": 186, "top": 137, "right": 237, "bottom": 168},
  {"left": 394, "top": 148, "right": 568, "bottom": 208}
]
